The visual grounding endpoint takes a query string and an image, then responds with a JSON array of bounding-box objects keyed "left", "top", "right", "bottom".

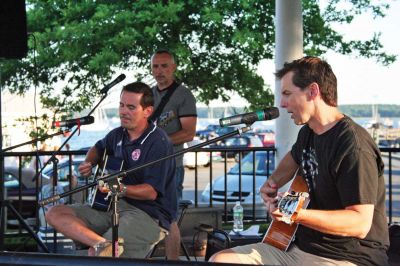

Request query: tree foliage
[
  {"left": 0, "top": 0, "right": 396, "bottom": 122},
  {"left": 339, "top": 104, "right": 400, "bottom": 118}
]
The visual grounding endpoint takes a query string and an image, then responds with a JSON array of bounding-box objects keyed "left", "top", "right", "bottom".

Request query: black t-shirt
[{"left": 291, "top": 116, "right": 389, "bottom": 266}]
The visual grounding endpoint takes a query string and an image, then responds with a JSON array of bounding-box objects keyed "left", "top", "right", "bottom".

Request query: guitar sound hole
[{"left": 278, "top": 194, "right": 300, "bottom": 215}]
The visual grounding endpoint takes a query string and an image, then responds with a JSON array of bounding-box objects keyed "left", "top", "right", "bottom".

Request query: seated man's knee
[
  {"left": 209, "top": 249, "right": 238, "bottom": 263},
  {"left": 45, "top": 206, "right": 56, "bottom": 225},
  {"left": 45, "top": 205, "right": 70, "bottom": 226}
]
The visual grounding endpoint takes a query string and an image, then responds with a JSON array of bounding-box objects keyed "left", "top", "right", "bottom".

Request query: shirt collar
[
  {"left": 156, "top": 80, "right": 178, "bottom": 93},
  {"left": 123, "top": 122, "right": 157, "bottom": 145}
]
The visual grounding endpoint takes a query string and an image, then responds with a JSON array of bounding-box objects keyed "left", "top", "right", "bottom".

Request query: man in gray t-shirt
[{"left": 151, "top": 49, "right": 197, "bottom": 260}]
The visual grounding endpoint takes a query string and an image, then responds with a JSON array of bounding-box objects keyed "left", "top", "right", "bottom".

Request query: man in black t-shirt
[{"left": 209, "top": 56, "right": 389, "bottom": 265}]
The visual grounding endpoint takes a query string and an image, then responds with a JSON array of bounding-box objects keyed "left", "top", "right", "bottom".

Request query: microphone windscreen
[{"left": 265, "top": 107, "right": 279, "bottom": 120}]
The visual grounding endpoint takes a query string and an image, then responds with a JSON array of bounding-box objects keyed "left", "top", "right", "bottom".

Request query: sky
[{"left": 257, "top": 1, "right": 400, "bottom": 106}]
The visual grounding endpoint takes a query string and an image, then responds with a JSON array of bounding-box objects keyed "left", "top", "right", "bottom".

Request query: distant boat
[
  {"left": 369, "top": 104, "right": 380, "bottom": 128},
  {"left": 383, "top": 118, "right": 394, "bottom": 128},
  {"left": 85, "top": 107, "right": 112, "bottom": 131}
]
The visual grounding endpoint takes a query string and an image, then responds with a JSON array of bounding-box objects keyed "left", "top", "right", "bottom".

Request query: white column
[{"left": 274, "top": 0, "right": 303, "bottom": 166}]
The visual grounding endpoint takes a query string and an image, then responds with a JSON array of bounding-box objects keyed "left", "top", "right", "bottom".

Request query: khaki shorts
[
  {"left": 231, "top": 243, "right": 357, "bottom": 265},
  {"left": 69, "top": 199, "right": 167, "bottom": 258}
]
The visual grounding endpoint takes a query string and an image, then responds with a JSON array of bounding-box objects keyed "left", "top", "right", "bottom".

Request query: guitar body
[
  {"left": 262, "top": 175, "right": 309, "bottom": 251},
  {"left": 90, "top": 176, "right": 121, "bottom": 211},
  {"left": 90, "top": 156, "right": 124, "bottom": 212}
]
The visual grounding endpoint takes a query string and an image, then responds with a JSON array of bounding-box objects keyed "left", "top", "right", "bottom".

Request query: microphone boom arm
[
  {"left": 35, "top": 94, "right": 108, "bottom": 180},
  {"left": 1, "top": 129, "right": 70, "bottom": 152},
  {"left": 39, "top": 125, "right": 253, "bottom": 206}
]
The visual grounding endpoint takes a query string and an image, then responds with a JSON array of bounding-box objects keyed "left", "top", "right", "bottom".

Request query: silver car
[
  {"left": 201, "top": 151, "right": 275, "bottom": 218},
  {"left": 183, "top": 139, "right": 210, "bottom": 169}
]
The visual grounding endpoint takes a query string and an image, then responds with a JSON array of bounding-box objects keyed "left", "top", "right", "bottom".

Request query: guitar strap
[{"left": 149, "top": 82, "right": 179, "bottom": 123}]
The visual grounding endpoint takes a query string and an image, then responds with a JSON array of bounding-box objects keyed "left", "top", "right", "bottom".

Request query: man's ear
[
  {"left": 145, "top": 106, "right": 154, "bottom": 118},
  {"left": 309, "top": 82, "right": 319, "bottom": 99}
]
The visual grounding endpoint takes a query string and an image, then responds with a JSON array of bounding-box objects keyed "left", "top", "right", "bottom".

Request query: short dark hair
[
  {"left": 152, "top": 49, "right": 176, "bottom": 64},
  {"left": 275, "top": 56, "right": 338, "bottom": 107},
  {"left": 121, "top": 81, "right": 154, "bottom": 108}
]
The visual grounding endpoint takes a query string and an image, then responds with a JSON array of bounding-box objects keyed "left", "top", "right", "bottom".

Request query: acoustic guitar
[
  {"left": 262, "top": 174, "right": 310, "bottom": 251},
  {"left": 89, "top": 111, "right": 175, "bottom": 211}
]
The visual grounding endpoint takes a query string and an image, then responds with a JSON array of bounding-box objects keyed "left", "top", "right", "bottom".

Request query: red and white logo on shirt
[{"left": 131, "top": 149, "right": 141, "bottom": 161}]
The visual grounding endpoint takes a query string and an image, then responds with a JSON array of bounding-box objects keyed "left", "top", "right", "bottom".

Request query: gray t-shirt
[{"left": 152, "top": 81, "right": 197, "bottom": 166}]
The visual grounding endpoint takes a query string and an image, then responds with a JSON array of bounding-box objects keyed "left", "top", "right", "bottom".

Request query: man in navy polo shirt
[{"left": 46, "top": 81, "right": 176, "bottom": 258}]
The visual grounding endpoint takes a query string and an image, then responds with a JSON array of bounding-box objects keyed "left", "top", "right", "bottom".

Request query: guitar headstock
[{"left": 157, "top": 110, "right": 176, "bottom": 128}]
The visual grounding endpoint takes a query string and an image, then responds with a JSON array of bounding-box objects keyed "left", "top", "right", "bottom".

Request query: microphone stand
[
  {"left": 0, "top": 129, "right": 70, "bottom": 253},
  {"left": 110, "top": 183, "right": 121, "bottom": 257},
  {"left": 35, "top": 73, "right": 126, "bottom": 178},
  {"left": 34, "top": 93, "right": 108, "bottom": 180},
  {"left": 39, "top": 124, "right": 253, "bottom": 257},
  {"left": 28, "top": 92, "right": 108, "bottom": 253}
]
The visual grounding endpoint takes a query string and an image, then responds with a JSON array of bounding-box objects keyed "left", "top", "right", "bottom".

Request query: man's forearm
[
  {"left": 269, "top": 152, "right": 299, "bottom": 188},
  {"left": 125, "top": 183, "right": 158, "bottom": 201},
  {"left": 85, "top": 146, "right": 100, "bottom": 165},
  {"left": 169, "top": 129, "right": 195, "bottom": 145},
  {"left": 168, "top": 116, "right": 196, "bottom": 145},
  {"left": 295, "top": 204, "right": 374, "bottom": 239}
]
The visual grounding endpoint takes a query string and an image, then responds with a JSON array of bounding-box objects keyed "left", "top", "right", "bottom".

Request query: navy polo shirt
[{"left": 94, "top": 122, "right": 177, "bottom": 230}]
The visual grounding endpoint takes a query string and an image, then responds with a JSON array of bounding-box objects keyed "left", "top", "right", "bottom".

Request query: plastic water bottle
[{"left": 233, "top": 201, "right": 244, "bottom": 233}]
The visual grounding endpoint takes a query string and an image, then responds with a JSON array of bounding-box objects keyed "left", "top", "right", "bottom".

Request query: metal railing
[
  {"left": 191, "top": 146, "right": 276, "bottom": 224},
  {"left": 1, "top": 146, "right": 399, "bottom": 235},
  {"left": 378, "top": 147, "right": 400, "bottom": 224}
]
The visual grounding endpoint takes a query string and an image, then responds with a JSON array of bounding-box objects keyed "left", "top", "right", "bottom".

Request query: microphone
[
  {"left": 219, "top": 107, "right": 279, "bottom": 127},
  {"left": 52, "top": 116, "right": 95, "bottom": 128},
  {"left": 100, "top": 74, "right": 126, "bottom": 94}
]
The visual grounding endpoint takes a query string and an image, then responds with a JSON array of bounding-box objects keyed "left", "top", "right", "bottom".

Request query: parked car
[
  {"left": 196, "top": 124, "right": 219, "bottom": 140},
  {"left": 201, "top": 151, "right": 275, "bottom": 218},
  {"left": 214, "top": 126, "right": 238, "bottom": 137},
  {"left": 4, "top": 157, "right": 93, "bottom": 227},
  {"left": 183, "top": 139, "right": 210, "bottom": 169},
  {"left": 40, "top": 157, "right": 94, "bottom": 204},
  {"left": 255, "top": 129, "right": 275, "bottom": 147},
  {"left": 209, "top": 134, "right": 263, "bottom": 161},
  {"left": 378, "top": 139, "right": 395, "bottom": 148},
  {"left": 4, "top": 166, "right": 49, "bottom": 224},
  {"left": 5, "top": 166, "right": 48, "bottom": 198},
  {"left": 393, "top": 138, "right": 400, "bottom": 148}
]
